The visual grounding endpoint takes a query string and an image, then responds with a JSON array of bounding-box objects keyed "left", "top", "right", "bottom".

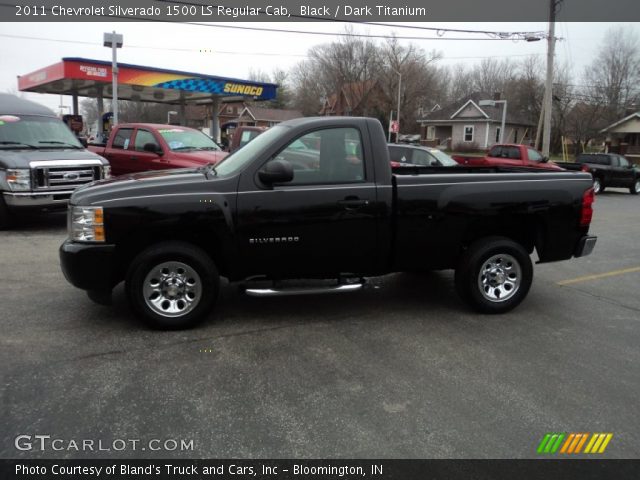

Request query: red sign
[{"left": 390, "top": 121, "right": 399, "bottom": 133}]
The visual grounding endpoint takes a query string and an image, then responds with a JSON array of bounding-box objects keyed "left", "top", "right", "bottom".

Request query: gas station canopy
[{"left": 18, "top": 57, "right": 278, "bottom": 106}]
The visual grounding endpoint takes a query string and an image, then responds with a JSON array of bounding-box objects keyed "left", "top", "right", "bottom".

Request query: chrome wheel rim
[
  {"left": 634, "top": 179, "right": 640, "bottom": 193},
  {"left": 143, "top": 261, "right": 202, "bottom": 317},
  {"left": 593, "top": 178, "right": 601, "bottom": 193},
  {"left": 477, "top": 253, "right": 521, "bottom": 303}
]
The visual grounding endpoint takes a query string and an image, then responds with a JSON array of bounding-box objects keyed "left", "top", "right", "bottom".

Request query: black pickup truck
[
  {"left": 60, "top": 117, "right": 597, "bottom": 329},
  {"left": 556, "top": 153, "right": 640, "bottom": 195}
]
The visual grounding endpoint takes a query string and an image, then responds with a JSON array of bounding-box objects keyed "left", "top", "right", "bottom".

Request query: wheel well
[
  {"left": 461, "top": 220, "right": 539, "bottom": 256},
  {"left": 115, "top": 230, "right": 231, "bottom": 283}
]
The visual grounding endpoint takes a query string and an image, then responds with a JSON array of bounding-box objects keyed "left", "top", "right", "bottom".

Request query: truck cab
[{"left": 88, "top": 124, "right": 227, "bottom": 177}]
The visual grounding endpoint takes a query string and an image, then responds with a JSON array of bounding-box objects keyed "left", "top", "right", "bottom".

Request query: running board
[{"left": 245, "top": 283, "right": 364, "bottom": 297}]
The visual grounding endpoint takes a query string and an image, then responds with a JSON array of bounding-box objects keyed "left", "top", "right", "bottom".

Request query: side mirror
[
  {"left": 541, "top": 156, "right": 549, "bottom": 163},
  {"left": 259, "top": 159, "right": 294, "bottom": 185},
  {"left": 143, "top": 143, "right": 162, "bottom": 155},
  {"left": 430, "top": 160, "right": 439, "bottom": 166}
]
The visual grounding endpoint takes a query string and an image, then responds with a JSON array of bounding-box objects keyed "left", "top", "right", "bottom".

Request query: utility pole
[
  {"left": 103, "top": 31, "right": 123, "bottom": 126},
  {"left": 542, "top": 0, "right": 559, "bottom": 156}
]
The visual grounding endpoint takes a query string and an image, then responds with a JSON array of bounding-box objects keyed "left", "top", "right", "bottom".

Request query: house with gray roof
[
  {"left": 600, "top": 110, "right": 640, "bottom": 161},
  {"left": 417, "top": 93, "right": 535, "bottom": 151}
]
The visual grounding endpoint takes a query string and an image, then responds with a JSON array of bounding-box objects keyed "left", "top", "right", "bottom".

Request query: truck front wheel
[
  {"left": 126, "top": 241, "right": 219, "bottom": 329},
  {"left": 455, "top": 237, "right": 533, "bottom": 314},
  {"left": 593, "top": 177, "right": 604, "bottom": 194},
  {"left": 630, "top": 178, "right": 640, "bottom": 195}
]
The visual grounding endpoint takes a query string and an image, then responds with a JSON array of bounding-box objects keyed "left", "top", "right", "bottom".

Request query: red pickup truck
[
  {"left": 89, "top": 124, "right": 227, "bottom": 177},
  {"left": 453, "top": 144, "right": 563, "bottom": 171}
]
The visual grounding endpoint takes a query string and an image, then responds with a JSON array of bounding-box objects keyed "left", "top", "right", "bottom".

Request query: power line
[
  {"left": 0, "top": 33, "right": 307, "bottom": 57},
  {"left": 0, "top": 33, "right": 545, "bottom": 60},
  {"left": 181, "top": 21, "right": 535, "bottom": 41}
]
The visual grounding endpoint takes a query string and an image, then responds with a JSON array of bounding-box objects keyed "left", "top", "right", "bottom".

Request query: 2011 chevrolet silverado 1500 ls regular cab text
[{"left": 60, "top": 117, "right": 597, "bottom": 329}]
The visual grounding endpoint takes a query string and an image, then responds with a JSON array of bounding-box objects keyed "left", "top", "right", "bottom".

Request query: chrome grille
[{"left": 31, "top": 161, "right": 104, "bottom": 192}]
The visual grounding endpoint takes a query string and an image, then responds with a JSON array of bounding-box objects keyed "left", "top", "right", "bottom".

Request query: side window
[
  {"left": 527, "top": 148, "right": 543, "bottom": 162},
  {"left": 618, "top": 156, "right": 629, "bottom": 168},
  {"left": 111, "top": 128, "right": 134, "bottom": 150},
  {"left": 267, "top": 127, "right": 364, "bottom": 185},
  {"left": 506, "top": 147, "right": 521, "bottom": 159},
  {"left": 411, "top": 149, "right": 433, "bottom": 166},
  {"left": 134, "top": 129, "right": 160, "bottom": 152},
  {"left": 488, "top": 146, "right": 502, "bottom": 157},
  {"left": 609, "top": 155, "right": 619, "bottom": 167},
  {"left": 388, "top": 146, "right": 404, "bottom": 163}
]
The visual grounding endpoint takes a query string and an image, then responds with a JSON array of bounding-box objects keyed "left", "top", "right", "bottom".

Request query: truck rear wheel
[
  {"left": 630, "top": 178, "right": 640, "bottom": 195},
  {"left": 126, "top": 241, "right": 219, "bottom": 329},
  {"left": 455, "top": 237, "right": 533, "bottom": 314}
]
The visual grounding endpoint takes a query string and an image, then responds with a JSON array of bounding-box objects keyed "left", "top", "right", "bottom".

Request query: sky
[{"left": 0, "top": 21, "right": 638, "bottom": 112}]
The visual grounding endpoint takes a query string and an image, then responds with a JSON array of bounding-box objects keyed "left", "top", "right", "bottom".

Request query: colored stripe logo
[{"left": 537, "top": 433, "right": 613, "bottom": 454}]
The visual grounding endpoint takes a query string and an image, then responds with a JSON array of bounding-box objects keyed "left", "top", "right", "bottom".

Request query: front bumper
[
  {"left": 3, "top": 191, "right": 73, "bottom": 208},
  {"left": 59, "top": 239, "right": 119, "bottom": 291},
  {"left": 574, "top": 235, "right": 597, "bottom": 258}
]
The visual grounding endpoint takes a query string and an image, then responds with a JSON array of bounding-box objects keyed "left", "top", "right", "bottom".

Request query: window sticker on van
[{"left": 0, "top": 115, "right": 21, "bottom": 123}]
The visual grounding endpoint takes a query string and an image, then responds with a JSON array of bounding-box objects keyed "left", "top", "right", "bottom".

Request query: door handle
[
  {"left": 338, "top": 197, "right": 369, "bottom": 210},
  {"left": 130, "top": 156, "right": 138, "bottom": 161}
]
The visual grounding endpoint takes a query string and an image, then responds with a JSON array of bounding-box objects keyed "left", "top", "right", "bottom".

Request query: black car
[{"left": 388, "top": 144, "right": 459, "bottom": 167}]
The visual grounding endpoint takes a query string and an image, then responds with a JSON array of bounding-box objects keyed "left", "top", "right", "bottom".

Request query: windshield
[
  {"left": 0, "top": 114, "right": 82, "bottom": 149},
  {"left": 157, "top": 128, "right": 221, "bottom": 151},
  {"left": 215, "top": 126, "right": 287, "bottom": 176},
  {"left": 427, "top": 149, "right": 458, "bottom": 166}
]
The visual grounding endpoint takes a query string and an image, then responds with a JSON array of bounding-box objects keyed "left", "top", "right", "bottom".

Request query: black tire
[
  {"left": 630, "top": 178, "right": 640, "bottom": 195},
  {"left": 126, "top": 241, "right": 219, "bottom": 330},
  {"left": 0, "top": 196, "right": 13, "bottom": 230},
  {"left": 455, "top": 237, "right": 533, "bottom": 314},
  {"left": 592, "top": 177, "right": 604, "bottom": 194}
]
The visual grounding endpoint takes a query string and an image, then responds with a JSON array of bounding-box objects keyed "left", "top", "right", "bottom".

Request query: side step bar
[{"left": 245, "top": 283, "right": 364, "bottom": 297}]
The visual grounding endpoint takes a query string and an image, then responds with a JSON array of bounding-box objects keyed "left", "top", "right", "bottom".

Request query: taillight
[
  {"left": 580, "top": 187, "right": 595, "bottom": 227},
  {"left": 390, "top": 161, "right": 401, "bottom": 168}
]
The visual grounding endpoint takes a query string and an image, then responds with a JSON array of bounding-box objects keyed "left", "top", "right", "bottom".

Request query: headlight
[
  {"left": 102, "top": 165, "right": 111, "bottom": 179},
  {"left": 70, "top": 206, "right": 105, "bottom": 242},
  {"left": 6, "top": 168, "right": 31, "bottom": 191}
]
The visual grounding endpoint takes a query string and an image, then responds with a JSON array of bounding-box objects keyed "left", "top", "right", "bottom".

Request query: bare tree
[
  {"left": 472, "top": 58, "right": 517, "bottom": 96},
  {"left": 289, "top": 28, "right": 383, "bottom": 116},
  {"left": 445, "top": 63, "right": 476, "bottom": 103},
  {"left": 380, "top": 37, "right": 442, "bottom": 132},
  {"left": 584, "top": 25, "right": 640, "bottom": 122}
]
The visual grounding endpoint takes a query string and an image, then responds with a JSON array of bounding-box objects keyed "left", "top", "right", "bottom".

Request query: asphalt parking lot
[{"left": 1, "top": 189, "right": 639, "bottom": 459}]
